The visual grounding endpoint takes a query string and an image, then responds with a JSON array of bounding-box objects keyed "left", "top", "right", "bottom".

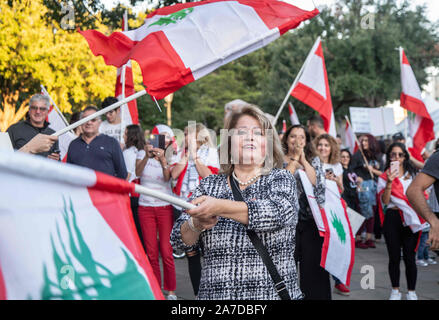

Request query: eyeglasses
[
  {"left": 390, "top": 152, "right": 405, "bottom": 159},
  {"left": 29, "top": 106, "right": 49, "bottom": 112}
]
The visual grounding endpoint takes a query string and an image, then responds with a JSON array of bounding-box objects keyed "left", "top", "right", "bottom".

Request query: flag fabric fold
[
  {"left": 79, "top": 0, "right": 319, "bottom": 100},
  {"left": 400, "top": 48, "right": 435, "bottom": 153},
  {"left": 344, "top": 120, "right": 358, "bottom": 154},
  {"left": 377, "top": 173, "right": 427, "bottom": 233},
  {"left": 41, "top": 88, "right": 76, "bottom": 162},
  {"left": 0, "top": 151, "right": 163, "bottom": 300},
  {"left": 288, "top": 102, "right": 300, "bottom": 125},
  {"left": 290, "top": 37, "right": 336, "bottom": 137}
]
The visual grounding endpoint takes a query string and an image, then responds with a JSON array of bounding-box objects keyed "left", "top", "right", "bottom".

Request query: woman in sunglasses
[{"left": 377, "top": 142, "right": 420, "bottom": 300}]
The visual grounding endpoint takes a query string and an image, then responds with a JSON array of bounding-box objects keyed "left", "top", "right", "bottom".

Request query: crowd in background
[{"left": 7, "top": 93, "right": 439, "bottom": 300}]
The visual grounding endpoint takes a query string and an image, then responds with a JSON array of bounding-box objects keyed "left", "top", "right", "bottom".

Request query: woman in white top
[
  {"left": 135, "top": 124, "right": 178, "bottom": 300},
  {"left": 171, "top": 123, "right": 219, "bottom": 298},
  {"left": 377, "top": 142, "right": 420, "bottom": 300},
  {"left": 315, "top": 134, "right": 344, "bottom": 193}
]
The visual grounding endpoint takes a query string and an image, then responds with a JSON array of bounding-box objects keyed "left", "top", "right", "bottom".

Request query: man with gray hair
[{"left": 7, "top": 93, "right": 60, "bottom": 160}]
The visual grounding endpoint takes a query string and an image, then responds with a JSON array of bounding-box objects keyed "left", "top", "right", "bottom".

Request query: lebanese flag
[
  {"left": 320, "top": 180, "right": 355, "bottom": 287},
  {"left": 281, "top": 120, "right": 287, "bottom": 133},
  {"left": 41, "top": 87, "right": 76, "bottom": 162},
  {"left": 79, "top": 0, "right": 319, "bottom": 100},
  {"left": 344, "top": 120, "right": 358, "bottom": 154},
  {"left": 377, "top": 173, "right": 427, "bottom": 233},
  {"left": 0, "top": 151, "right": 163, "bottom": 300},
  {"left": 290, "top": 37, "right": 336, "bottom": 137},
  {"left": 400, "top": 48, "right": 435, "bottom": 153},
  {"left": 115, "top": 11, "right": 139, "bottom": 126},
  {"left": 288, "top": 102, "right": 300, "bottom": 125}
]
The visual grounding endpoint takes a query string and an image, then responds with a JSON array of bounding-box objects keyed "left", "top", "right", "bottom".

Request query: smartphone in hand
[
  {"left": 390, "top": 161, "right": 399, "bottom": 176},
  {"left": 150, "top": 134, "right": 166, "bottom": 150}
]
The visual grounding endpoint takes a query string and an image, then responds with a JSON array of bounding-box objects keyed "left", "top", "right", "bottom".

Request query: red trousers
[{"left": 138, "top": 205, "right": 176, "bottom": 291}]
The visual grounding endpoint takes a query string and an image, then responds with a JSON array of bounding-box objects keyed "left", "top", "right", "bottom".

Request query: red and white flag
[
  {"left": 344, "top": 120, "right": 358, "bottom": 154},
  {"left": 288, "top": 102, "right": 300, "bottom": 125},
  {"left": 377, "top": 173, "right": 427, "bottom": 233},
  {"left": 79, "top": 0, "right": 319, "bottom": 100},
  {"left": 115, "top": 11, "right": 139, "bottom": 127},
  {"left": 281, "top": 120, "right": 287, "bottom": 133},
  {"left": 0, "top": 151, "right": 163, "bottom": 300},
  {"left": 400, "top": 48, "right": 435, "bottom": 153},
  {"left": 290, "top": 37, "right": 336, "bottom": 137},
  {"left": 41, "top": 86, "right": 76, "bottom": 162},
  {"left": 320, "top": 181, "right": 355, "bottom": 287}
]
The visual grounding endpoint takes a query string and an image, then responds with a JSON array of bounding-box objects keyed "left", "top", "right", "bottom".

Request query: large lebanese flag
[
  {"left": 377, "top": 173, "right": 427, "bottom": 233},
  {"left": 41, "top": 86, "right": 76, "bottom": 162},
  {"left": 79, "top": 0, "right": 319, "bottom": 100},
  {"left": 0, "top": 151, "right": 163, "bottom": 300},
  {"left": 344, "top": 120, "right": 358, "bottom": 154},
  {"left": 400, "top": 48, "right": 435, "bottom": 153},
  {"left": 290, "top": 37, "right": 336, "bottom": 137},
  {"left": 115, "top": 11, "right": 139, "bottom": 126}
]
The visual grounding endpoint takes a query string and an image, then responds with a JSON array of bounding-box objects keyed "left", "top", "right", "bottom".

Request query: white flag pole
[
  {"left": 52, "top": 89, "right": 147, "bottom": 137},
  {"left": 40, "top": 85, "right": 69, "bottom": 126},
  {"left": 273, "top": 36, "right": 321, "bottom": 125},
  {"left": 120, "top": 10, "right": 128, "bottom": 143},
  {"left": 134, "top": 184, "right": 196, "bottom": 210}
]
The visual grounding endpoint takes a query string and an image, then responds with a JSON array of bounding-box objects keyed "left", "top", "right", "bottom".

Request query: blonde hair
[{"left": 220, "top": 104, "right": 284, "bottom": 175}]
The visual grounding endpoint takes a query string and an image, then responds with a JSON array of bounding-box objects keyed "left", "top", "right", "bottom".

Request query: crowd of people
[{"left": 7, "top": 93, "right": 439, "bottom": 300}]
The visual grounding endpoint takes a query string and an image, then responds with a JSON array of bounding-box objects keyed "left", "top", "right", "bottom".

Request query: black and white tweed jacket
[{"left": 170, "top": 168, "right": 303, "bottom": 300}]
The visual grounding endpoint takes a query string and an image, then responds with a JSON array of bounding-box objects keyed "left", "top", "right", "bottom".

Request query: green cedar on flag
[{"left": 0, "top": 151, "right": 163, "bottom": 300}]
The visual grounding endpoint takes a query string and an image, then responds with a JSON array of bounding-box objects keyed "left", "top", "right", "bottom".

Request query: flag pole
[
  {"left": 134, "top": 184, "right": 196, "bottom": 210},
  {"left": 344, "top": 115, "right": 374, "bottom": 179},
  {"left": 273, "top": 36, "right": 321, "bottom": 125},
  {"left": 40, "top": 85, "right": 70, "bottom": 127},
  {"left": 120, "top": 10, "right": 128, "bottom": 143},
  {"left": 52, "top": 89, "right": 147, "bottom": 137}
]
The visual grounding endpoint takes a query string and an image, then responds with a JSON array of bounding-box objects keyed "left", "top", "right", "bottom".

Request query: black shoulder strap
[{"left": 229, "top": 174, "right": 291, "bottom": 300}]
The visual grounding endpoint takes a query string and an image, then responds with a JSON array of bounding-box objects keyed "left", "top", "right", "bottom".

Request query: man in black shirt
[
  {"left": 67, "top": 105, "right": 127, "bottom": 179},
  {"left": 407, "top": 150, "right": 439, "bottom": 250},
  {"left": 7, "top": 94, "right": 60, "bottom": 160}
]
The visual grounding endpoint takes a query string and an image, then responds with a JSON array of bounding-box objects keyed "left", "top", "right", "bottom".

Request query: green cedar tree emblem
[
  {"left": 330, "top": 210, "right": 346, "bottom": 244},
  {"left": 38, "top": 196, "right": 154, "bottom": 300},
  {"left": 148, "top": 8, "right": 194, "bottom": 27}
]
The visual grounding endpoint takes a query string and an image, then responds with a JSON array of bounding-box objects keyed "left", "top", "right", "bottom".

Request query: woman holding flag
[
  {"left": 171, "top": 105, "right": 302, "bottom": 300},
  {"left": 377, "top": 142, "right": 420, "bottom": 300},
  {"left": 281, "top": 125, "right": 330, "bottom": 300}
]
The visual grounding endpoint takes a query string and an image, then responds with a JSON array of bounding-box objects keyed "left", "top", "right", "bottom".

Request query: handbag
[{"left": 229, "top": 174, "right": 291, "bottom": 300}]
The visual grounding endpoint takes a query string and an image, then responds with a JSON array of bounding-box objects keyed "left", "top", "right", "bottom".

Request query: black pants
[
  {"left": 173, "top": 207, "right": 202, "bottom": 296},
  {"left": 130, "top": 197, "right": 146, "bottom": 253},
  {"left": 383, "top": 209, "right": 419, "bottom": 291},
  {"left": 295, "top": 219, "right": 331, "bottom": 300}
]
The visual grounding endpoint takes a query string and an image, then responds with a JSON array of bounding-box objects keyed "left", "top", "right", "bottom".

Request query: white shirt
[
  {"left": 137, "top": 150, "right": 176, "bottom": 207},
  {"left": 99, "top": 121, "right": 122, "bottom": 142},
  {"left": 123, "top": 146, "right": 138, "bottom": 183}
]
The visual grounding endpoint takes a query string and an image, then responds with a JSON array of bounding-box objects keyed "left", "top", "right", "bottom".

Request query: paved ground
[{"left": 166, "top": 238, "right": 439, "bottom": 300}]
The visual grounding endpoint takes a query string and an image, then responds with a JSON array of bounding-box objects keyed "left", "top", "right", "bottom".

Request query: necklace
[{"left": 232, "top": 171, "right": 261, "bottom": 186}]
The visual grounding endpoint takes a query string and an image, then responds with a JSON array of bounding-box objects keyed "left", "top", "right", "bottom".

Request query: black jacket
[{"left": 7, "top": 119, "right": 58, "bottom": 157}]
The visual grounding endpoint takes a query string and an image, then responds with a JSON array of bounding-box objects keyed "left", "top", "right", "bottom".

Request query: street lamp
[{"left": 164, "top": 93, "right": 174, "bottom": 127}]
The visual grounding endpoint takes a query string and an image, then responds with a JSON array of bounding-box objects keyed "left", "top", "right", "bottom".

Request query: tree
[
  {"left": 261, "top": 0, "right": 439, "bottom": 125},
  {"left": 0, "top": 0, "right": 117, "bottom": 130}
]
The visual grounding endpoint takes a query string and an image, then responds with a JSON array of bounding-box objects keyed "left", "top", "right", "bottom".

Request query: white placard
[
  {"left": 346, "top": 207, "right": 366, "bottom": 235},
  {"left": 349, "top": 107, "right": 397, "bottom": 136}
]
